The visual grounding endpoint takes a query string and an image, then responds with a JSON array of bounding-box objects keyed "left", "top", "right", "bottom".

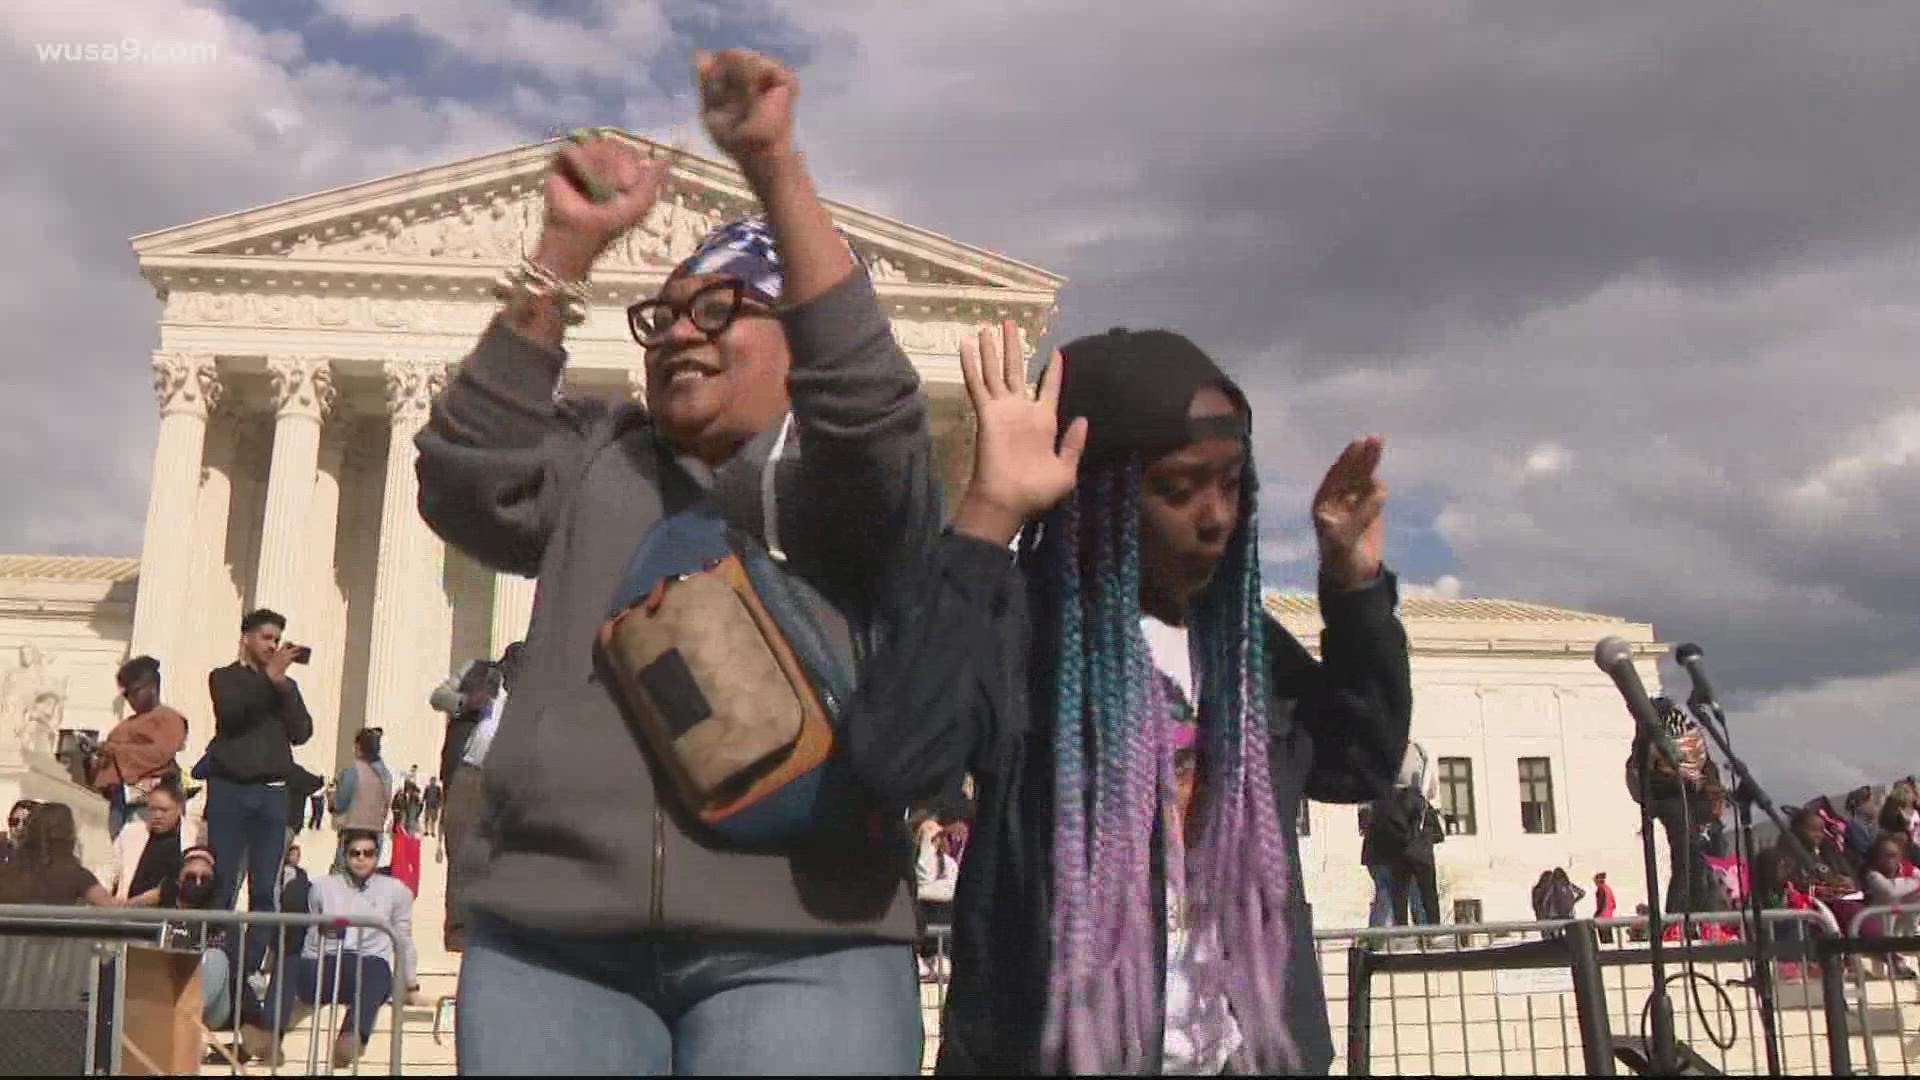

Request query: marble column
[
  {"left": 491, "top": 573, "right": 536, "bottom": 656},
  {"left": 179, "top": 408, "right": 240, "bottom": 767},
  {"left": 297, "top": 431, "right": 348, "bottom": 776},
  {"left": 128, "top": 352, "right": 222, "bottom": 685},
  {"left": 364, "top": 359, "right": 450, "bottom": 776},
  {"left": 252, "top": 356, "right": 335, "bottom": 619}
]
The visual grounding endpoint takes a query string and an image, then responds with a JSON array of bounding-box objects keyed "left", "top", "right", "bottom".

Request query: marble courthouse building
[{"left": 1, "top": 132, "right": 1671, "bottom": 925}]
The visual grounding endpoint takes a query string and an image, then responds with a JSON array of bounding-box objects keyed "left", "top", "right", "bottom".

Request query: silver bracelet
[{"left": 491, "top": 259, "right": 588, "bottom": 325}]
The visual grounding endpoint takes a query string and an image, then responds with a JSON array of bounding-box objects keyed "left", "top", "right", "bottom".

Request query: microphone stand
[
  {"left": 1685, "top": 696, "right": 1816, "bottom": 1078},
  {"left": 1633, "top": 736, "right": 1684, "bottom": 1075}
]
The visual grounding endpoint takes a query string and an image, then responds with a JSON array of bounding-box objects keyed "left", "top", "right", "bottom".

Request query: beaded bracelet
[{"left": 491, "top": 257, "right": 591, "bottom": 326}]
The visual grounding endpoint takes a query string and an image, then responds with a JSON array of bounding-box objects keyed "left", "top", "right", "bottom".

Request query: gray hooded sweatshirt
[{"left": 415, "top": 269, "right": 938, "bottom": 940}]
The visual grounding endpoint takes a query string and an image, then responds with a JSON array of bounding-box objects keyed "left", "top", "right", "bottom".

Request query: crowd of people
[{"left": 0, "top": 611, "right": 436, "bottom": 1068}]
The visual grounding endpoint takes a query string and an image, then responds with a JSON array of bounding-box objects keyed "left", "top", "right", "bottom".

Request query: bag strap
[{"left": 762, "top": 412, "right": 796, "bottom": 564}]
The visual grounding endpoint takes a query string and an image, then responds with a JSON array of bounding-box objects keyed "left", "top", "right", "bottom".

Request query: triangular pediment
[{"left": 132, "top": 134, "right": 1062, "bottom": 294}]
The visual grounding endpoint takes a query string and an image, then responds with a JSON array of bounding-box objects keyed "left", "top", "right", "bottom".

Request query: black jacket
[
  {"left": 847, "top": 533, "right": 1412, "bottom": 1074},
  {"left": 206, "top": 664, "right": 313, "bottom": 784}
]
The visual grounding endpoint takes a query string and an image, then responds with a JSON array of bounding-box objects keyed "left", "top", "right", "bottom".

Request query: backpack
[{"left": 598, "top": 429, "right": 865, "bottom": 848}]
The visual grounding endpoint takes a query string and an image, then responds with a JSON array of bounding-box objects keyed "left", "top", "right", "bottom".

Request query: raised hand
[
  {"left": 535, "top": 133, "right": 671, "bottom": 281},
  {"left": 694, "top": 48, "right": 796, "bottom": 164},
  {"left": 952, "top": 321, "right": 1088, "bottom": 546},
  {"left": 1310, "top": 435, "right": 1387, "bottom": 589}
]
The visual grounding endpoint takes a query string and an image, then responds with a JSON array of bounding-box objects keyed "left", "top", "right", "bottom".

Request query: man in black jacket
[
  {"left": 206, "top": 608, "right": 312, "bottom": 973},
  {"left": 846, "top": 325, "right": 1411, "bottom": 1074}
]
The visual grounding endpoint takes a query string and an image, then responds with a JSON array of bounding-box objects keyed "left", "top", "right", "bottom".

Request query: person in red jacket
[{"left": 1593, "top": 872, "right": 1618, "bottom": 942}]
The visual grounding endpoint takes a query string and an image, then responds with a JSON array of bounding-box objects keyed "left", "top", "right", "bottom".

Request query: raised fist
[
  {"left": 536, "top": 131, "right": 670, "bottom": 280},
  {"left": 695, "top": 48, "right": 796, "bottom": 163}
]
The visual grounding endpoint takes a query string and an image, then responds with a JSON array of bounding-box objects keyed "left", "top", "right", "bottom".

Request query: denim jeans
[
  {"left": 261, "top": 953, "right": 394, "bottom": 1044},
  {"left": 201, "top": 947, "right": 233, "bottom": 1029},
  {"left": 106, "top": 789, "right": 147, "bottom": 841},
  {"left": 204, "top": 777, "right": 290, "bottom": 973},
  {"left": 457, "top": 915, "right": 922, "bottom": 1075},
  {"left": 1367, "top": 863, "right": 1397, "bottom": 928}
]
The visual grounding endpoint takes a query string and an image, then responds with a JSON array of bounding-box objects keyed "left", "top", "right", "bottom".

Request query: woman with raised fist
[{"left": 420, "top": 49, "right": 936, "bottom": 1076}]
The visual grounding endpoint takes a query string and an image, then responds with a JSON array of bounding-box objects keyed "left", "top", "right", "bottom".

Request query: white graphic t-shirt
[{"left": 1142, "top": 616, "right": 1245, "bottom": 1075}]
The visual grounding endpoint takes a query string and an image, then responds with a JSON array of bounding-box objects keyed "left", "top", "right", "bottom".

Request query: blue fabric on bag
[{"left": 605, "top": 502, "right": 858, "bottom": 846}]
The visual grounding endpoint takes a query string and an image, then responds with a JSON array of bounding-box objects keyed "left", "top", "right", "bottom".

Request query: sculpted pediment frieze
[{"left": 153, "top": 138, "right": 1041, "bottom": 291}]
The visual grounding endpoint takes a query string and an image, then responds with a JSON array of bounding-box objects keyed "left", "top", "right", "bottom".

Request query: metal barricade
[
  {"left": 0, "top": 903, "right": 410, "bottom": 1076},
  {"left": 1326, "top": 910, "right": 1850, "bottom": 1076},
  {"left": 901, "top": 910, "right": 1904, "bottom": 1076},
  {"left": 918, "top": 923, "right": 953, "bottom": 1075},
  {"left": 1843, "top": 903, "right": 1920, "bottom": 1076}
]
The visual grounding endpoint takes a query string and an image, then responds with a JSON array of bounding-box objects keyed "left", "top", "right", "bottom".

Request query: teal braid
[{"left": 1041, "top": 488, "right": 1089, "bottom": 1070}]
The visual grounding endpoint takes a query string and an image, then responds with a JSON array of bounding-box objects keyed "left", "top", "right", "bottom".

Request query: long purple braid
[
  {"left": 1038, "top": 457, "right": 1300, "bottom": 1074},
  {"left": 1189, "top": 468, "right": 1302, "bottom": 1073}
]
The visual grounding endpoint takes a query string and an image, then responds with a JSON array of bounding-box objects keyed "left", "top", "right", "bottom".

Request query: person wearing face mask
[
  {"left": 108, "top": 778, "right": 201, "bottom": 906},
  {"left": 158, "top": 846, "right": 236, "bottom": 1033},
  {"left": 417, "top": 49, "right": 938, "bottom": 1075}
]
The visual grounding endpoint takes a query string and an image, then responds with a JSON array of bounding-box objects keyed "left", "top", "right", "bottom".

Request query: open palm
[
  {"left": 1311, "top": 435, "right": 1387, "bottom": 586},
  {"left": 961, "top": 321, "right": 1087, "bottom": 524}
]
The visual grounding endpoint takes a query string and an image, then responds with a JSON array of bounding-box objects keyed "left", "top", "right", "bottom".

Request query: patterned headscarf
[{"left": 670, "top": 214, "right": 866, "bottom": 303}]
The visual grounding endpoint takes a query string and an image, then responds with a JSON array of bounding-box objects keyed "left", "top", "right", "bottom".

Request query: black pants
[
  {"left": 1392, "top": 860, "right": 1441, "bottom": 926},
  {"left": 1647, "top": 793, "right": 1722, "bottom": 916}
]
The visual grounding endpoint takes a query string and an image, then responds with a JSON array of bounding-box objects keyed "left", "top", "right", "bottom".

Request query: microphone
[
  {"left": 1673, "top": 643, "right": 1720, "bottom": 711},
  {"left": 1594, "top": 636, "right": 1684, "bottom": 764}
]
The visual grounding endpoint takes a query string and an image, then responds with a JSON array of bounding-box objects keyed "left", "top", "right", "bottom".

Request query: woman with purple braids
[{"left": 847, "top": 323, "right": 1411, "bottom": 1074}]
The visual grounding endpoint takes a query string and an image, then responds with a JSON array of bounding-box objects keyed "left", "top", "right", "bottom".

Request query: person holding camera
[{"left": 206, "top": 607, "right": 314, "bottom": 975}]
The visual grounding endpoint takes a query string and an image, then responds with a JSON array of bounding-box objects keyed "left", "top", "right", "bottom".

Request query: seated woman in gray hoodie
[{"left": 415, "top": 49, "right": 938, "bottom": 1075}]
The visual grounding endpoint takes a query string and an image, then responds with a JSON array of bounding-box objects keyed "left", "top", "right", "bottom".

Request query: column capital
[
  {"left": 384, "top": 358, "right": 449, "bottom": 424},
  {"left": 151, "top": 352, "right": 222, "bottom": 418},
  {"left": 267, "top": 355, "right": 337, "bottom": 421}
]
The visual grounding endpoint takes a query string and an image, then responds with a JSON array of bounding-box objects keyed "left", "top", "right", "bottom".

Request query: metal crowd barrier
[
  {"left": 0, "top": 903, "right": 408, "bottom": 1076},
  {"left": 1333, "top": 911, "right": 1857, "bottom": 1076},
  {"left": 914, "top": 908, "right": 1916, "bottom": 1076},
  {"left": 1843, "top": 903, "right": 1920, "bottom": 1077}
]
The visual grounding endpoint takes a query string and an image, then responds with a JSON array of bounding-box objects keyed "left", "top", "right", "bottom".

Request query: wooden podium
[{"left": 117, "top": 945, "right": 202, "bottom": 1075}]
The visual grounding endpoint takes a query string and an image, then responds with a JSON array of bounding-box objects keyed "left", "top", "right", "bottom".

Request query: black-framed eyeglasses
[
  {"left": 346, "top": 847, "right": 378, "bottom": 858},
  {"left": 627, "top": 279, "right": 773, "bottom": 347}
]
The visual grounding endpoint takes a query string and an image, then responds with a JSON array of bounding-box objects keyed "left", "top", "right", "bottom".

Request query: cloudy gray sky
[{"left": 7, "top": 0, "right": 1918, "bottom": 800}]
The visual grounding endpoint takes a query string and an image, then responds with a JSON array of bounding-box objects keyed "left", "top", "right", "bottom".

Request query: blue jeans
[
  {"left": 204, "top": 777, "right": 290, "bottom": 972},
  {"left": 1367, "top": 863, "right": 1397, "bottom": 928},
  {"left": 457, "top": 915, "right": 922, "bottom": 1075},
  {"left": 261, "top": 953, "right": 393, "bottom": 1044},
  {"left": 201, "top": 947, "right": 233, "bottom": 1029}
]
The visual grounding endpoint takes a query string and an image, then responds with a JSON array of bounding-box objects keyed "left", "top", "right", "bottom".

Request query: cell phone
[{"left": 290, "top": 645, "right": 313, "bottom": 665}]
